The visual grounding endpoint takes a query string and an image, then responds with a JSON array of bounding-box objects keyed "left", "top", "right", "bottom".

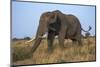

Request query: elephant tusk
[
  {"left": 25, "top": 36, "right": 44, "bottom": 44},
  {"left": 25, "top": 37, "right": 34, "bottom": 44}
]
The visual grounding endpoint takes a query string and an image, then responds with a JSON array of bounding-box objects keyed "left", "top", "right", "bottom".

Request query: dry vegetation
[{"left": 11, "top": 36, "right": 96, "bottom": 65}]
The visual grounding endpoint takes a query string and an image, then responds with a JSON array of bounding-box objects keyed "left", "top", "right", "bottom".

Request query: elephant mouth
[{"left": 49, "top": 27, "right": 56, "bottom": 31}]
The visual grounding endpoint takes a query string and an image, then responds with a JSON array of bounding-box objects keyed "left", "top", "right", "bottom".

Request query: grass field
[{"left": 11, "top": 36, "right": 96, "bottom": 65}]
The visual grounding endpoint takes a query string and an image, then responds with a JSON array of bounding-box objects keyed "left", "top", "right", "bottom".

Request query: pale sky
[{"left": 12, "top": 1, "right": 96, "bottom": 38}]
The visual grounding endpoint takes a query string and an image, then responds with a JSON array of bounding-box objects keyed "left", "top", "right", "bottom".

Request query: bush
[
  {"left": 24, "top": 37, "right": 31, "bottom": 40},
  {"left": 12, "top": 38, "right": 18, "bottom": 41},
  {"left": 12, "top": 46, "right": 33, "bottom": 62}
]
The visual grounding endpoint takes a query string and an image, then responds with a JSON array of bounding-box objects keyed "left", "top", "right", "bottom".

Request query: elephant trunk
[
  {"left": 31, "top": 19, "right": 47, "bottom": 53},
  {"left": 31, "top": 37, "right": 42, "bottom": 53}
]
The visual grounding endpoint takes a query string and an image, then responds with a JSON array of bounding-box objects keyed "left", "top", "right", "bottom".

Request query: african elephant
[{"left": 26, "top": 10, "right": 91, "bottom": 53}]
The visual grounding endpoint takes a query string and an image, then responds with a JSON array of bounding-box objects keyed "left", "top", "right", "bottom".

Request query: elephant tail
[{"left": 81, "top": 26, "right": 92, "bottom": 32}]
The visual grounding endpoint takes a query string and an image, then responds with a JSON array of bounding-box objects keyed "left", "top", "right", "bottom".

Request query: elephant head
[
  {"left": 35, "top": 11, "right": 62, "bottom": 38},
  {"left": 30, "top": 10, "right": 70, "bottom": 53},
  {"left": 30, "top": 11, "right": 61, "bottom": 53}
]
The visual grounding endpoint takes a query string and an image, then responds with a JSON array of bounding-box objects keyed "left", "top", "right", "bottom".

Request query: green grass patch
[{"left": 12, "top": 46, "right": 32, "bottom": 62}]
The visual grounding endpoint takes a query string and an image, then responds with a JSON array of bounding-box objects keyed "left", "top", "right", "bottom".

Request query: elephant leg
[
  {"left": 76, "top": 35, "right": 82, "bottom": 46},
  {"left": 78, "top": 38, "right": 82, "bottom": 46},
  {"left": 47, "top": 31, "right": 55, "bottom": 53},
  {"left": 72, "top": 39, "right": 77, "bottom": 45},
  {"left": 58, "top": 25, "right": 67, "bottom": 49}
]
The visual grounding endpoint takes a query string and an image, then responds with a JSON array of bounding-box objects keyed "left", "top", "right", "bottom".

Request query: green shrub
[{"left": 12, "top": 46, "right": 32, "bottom": 62}]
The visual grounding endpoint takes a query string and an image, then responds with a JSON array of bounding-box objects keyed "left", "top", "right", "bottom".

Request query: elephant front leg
[
  {"left": 47, "top": 31, "right": 55, "bottom": 53},
  {"left": 58, "top": 34, "right": 65, "bottom": 49},
  {"left": 58, "top": 25, "right": 67, "bottom": 49}
]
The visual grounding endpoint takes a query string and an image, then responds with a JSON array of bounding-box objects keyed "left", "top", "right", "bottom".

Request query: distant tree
[
  {"left": 24, "top": 37, "right": 31, "bottom": 40},
  {"left": 12, "top": 38, "right": 18, "bottom": 41}
]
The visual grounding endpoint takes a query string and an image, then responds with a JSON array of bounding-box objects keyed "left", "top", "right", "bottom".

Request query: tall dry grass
[{"left": 11, "top": 37, "right": 96, "bottom": 65}]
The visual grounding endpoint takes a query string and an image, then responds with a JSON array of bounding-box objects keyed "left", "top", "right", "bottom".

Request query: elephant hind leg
[
  {"left": 76, "top": 35, "right": 82, "bottom": 46},
  {"left": 72, "top": 34, "right": 82, "bottom": 46},
  {"left": 78, "top": 38, "right": 82, "bottom": 46}
]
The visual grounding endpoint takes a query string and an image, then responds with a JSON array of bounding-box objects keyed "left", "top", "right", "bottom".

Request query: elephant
[{"left": 26, "top": 10, "right": 91, "bottom": 53}]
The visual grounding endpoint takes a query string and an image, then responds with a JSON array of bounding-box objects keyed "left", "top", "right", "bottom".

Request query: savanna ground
[{"left": 11, "top": 36, "right": 96, "bottom": 65}]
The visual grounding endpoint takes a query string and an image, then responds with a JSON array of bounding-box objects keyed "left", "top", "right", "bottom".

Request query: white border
[
  {"left": 0, "top": 0, "right": 100, "bottom": 67},
  {"left": 0, "top": 0, "right": 10, "bottom": 67},
  {"left": 21, "top": 0, "right": 96, "bottom": 5}
]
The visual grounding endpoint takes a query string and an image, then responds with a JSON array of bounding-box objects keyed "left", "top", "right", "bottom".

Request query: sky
[{"left": 12, "top": 1, "right": 96, "bottom": 38}]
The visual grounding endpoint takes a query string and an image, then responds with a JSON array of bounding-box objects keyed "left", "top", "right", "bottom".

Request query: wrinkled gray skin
[{"left": 31, "top": 10, "right": 91, "bottom": 53}]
